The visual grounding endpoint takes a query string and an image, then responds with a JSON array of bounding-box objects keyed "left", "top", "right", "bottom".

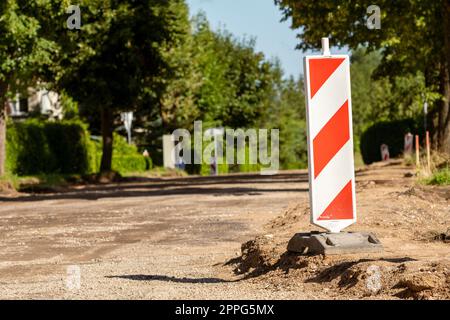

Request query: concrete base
[{"left": 287, "top": 232, "right": 383, "bottom": 255}]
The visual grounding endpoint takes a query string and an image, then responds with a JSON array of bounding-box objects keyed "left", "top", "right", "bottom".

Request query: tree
[
  {"left": 133, "top": 12, "right": 284, "bottom": 162},
  {"left": 275, "top": 0, "right": 450, "bottom": 153},
  {"left": 175, "top": 13, "right": 309, "bottom": 169},
  {"left": 350, "top": 47, "right": 439, "bottom": 139},
  {"left": 56, "top": 0, "right": 191, "bottom": 173},
  {"left": 156, "top": 4, "right": 200, "bottom": 133},
  {"left": 260, "top": 60, "right": 308, "bottom": 169},
  {"left": 191, "top": 14, "right": 275, "bottom": 129},
  {"left": 0, "top": 0, "right": 58, "bottom": 176}
]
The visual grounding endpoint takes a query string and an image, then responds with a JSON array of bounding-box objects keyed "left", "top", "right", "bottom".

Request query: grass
[
  {"left": 425, "top": 167, "right": 450, "bottom": 185},
  {"left": 415, "top": 152, "right": 450, "bottom": 186}
]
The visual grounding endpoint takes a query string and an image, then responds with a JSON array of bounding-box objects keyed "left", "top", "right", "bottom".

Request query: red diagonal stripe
[
  {"left": 318, "top": 180, "right": 354, "bottom": 221},
  {"left": 313, "top": 100, "right": 350, "bottom": 178},
  {"left": 309, "top": 58, "right": 345, "bottom": 99}
]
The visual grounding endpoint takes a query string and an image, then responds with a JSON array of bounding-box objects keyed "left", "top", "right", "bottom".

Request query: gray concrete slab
[{"left": 287, "top": 232, "right": 383, "bottom": 255}]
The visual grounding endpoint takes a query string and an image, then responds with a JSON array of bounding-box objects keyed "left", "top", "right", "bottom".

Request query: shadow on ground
[
  {"left": 106, "top": 274, "right": 236, "bottom": 284},
  {"left": 0, "top": 172, "right": 310, "bottom": 202}
]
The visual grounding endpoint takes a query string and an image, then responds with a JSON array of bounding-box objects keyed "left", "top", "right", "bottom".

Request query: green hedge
[
  {"left": 111, "top": 133, "right": 152, "bottom": 174},
  {"left": 6, "top": 120, "right": 96, "bottom": 175},
  {"left": 360, "top": 118, "right": 420, "bottom": 164},
  {"left": 92, "top": 133, "right": 152, "bottom": 174},
  {"left": 6, "top": 120, "right": 151, "bottom": 176}
]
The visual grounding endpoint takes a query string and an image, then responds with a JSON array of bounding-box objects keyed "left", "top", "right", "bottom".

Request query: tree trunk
[
  {"left": 0, "top": 100, "right": 6, "bottom": 177},
  {"left": 100, "top": 107, "right": 114, "bottom": 173},
  {"left": 438, "top": 0, "right": 450, "bottom": 154},
  {"left": 438, "top": 64, "right": 450, "bottom": 154}
]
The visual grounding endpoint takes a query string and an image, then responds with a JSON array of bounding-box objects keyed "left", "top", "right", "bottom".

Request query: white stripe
[
  {"left": 309, "top": 59, "right": 349, "bottom": 139},
  {"left": 312, "top": 141, "right": 354, "bottom": 219}
]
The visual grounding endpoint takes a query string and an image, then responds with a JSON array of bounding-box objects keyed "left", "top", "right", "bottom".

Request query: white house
[{"left": 7, "top": 88, "right": 63, "bottom": 119}]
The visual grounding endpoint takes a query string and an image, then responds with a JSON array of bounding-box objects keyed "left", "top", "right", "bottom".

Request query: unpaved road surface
[{"left": 0, "top": 162, "right": 449, "bottom": 299}]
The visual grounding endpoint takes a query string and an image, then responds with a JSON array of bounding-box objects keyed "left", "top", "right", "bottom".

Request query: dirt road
[{"left": 0, "top": 162, "right": 448, "bottom": 299}]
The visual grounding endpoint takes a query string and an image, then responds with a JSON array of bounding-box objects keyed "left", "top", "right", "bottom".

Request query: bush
[
  {"left": 426, "top": 168, "right": 450, "bottom": 185},
  {"left": 91, "top": 133, "right": 152, "bottom": 174},
  {"left": 6, "top": 120, "right": 151, "bottom": 176},
  {"left": 360, "top": 118, "right": 421, "bottom": 165},
  {"left": 6, "top": 119, "right": 96, "bottom": 175},
  {"left": 113, "top": 155, "right": 150, "bottom": 173}
]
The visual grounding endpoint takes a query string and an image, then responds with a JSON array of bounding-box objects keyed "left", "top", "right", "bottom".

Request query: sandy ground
[{"left": 0, "top": 162, "right": 448, "bottom": 300}]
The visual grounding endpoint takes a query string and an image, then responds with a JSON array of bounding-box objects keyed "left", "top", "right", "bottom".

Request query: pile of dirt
[
  {"left": 393, "top": 263, "right": 450, "bottom": 299},
  {"left": 233, "top": 235, "right": 283, "bottom": 275},
  {"left": 313, "top": 260, "right": 450, "bottom": 299},
  {"left": 230, "top": 234, "right": 329, "bottom": 279},
  {"left": 227, "top": 203, "right": 313, "bottom": 276},
  {"left": 230, "top": 234, "right": 450, "bottom": 299}
]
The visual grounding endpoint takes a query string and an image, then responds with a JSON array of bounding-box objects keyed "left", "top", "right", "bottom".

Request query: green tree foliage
[
  {"left": 275, "top": 0, "right": 450, "bottom": 154},
  {"left": 191, "top": 14, "right": 276, "bottom": 129},
  {"left": 54, "top": 0, "right": 191, "bottom": 173},
  {"left": 144, "top": 0, "right": 199, "bottom": 133},
  {"left": 159, "top": 14, "right": 308, "bottom": 169},
  {"left": 350, "top": 48, "right": 440, "bottom": 141},
  {"left": 276, "top": 77, "right": 308, "bottom": 169},
  {"left": 0, "top": 0, "right": 59, "bottom": 176},
  {"left": 135, "top": 12, "right": 295, "bottom": 168},
  {"left": 260, "top": 60, "right": 308, "bottom": 169}
]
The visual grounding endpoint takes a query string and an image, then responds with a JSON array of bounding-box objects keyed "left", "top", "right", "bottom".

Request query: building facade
[{"left": 7, "top": 88, "right": 62, "bottom": 120}]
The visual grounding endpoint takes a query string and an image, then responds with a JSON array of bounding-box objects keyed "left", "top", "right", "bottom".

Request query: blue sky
[
  {"left": 186, "top": 0, "right": 348, "bottom": 79},
  {"left": 186, "top": 0, "right": 302, "bottom": 78}
]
